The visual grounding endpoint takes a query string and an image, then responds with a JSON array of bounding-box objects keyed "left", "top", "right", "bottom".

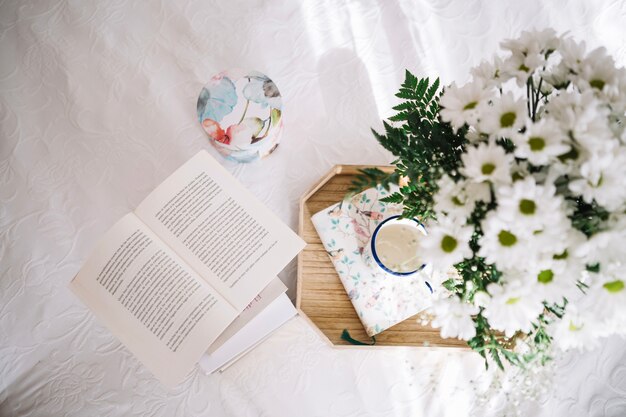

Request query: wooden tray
[{"left": 296, "top": 165, "right": 467, "bottom": 348}]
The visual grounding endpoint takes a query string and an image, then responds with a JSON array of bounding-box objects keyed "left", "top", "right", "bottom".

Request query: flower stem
[
  {"left": 533, "top": 78, "right": 543, "bottom": 121},
  {"left": 237, "top": 99, "right": 250, "bottom": 124},
  {"left": 526, "top": 78, "right": 532, "bottom": 119},
  {"left": 256, "top": 114, "right": 273, "bottom": 139}
]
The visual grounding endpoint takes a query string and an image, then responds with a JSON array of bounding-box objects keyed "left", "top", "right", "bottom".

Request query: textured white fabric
[{"left": 1, "top": 1, "right": 625, "bottom": 416}]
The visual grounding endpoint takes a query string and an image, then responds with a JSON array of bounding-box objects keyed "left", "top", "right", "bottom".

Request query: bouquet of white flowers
[{"left": 358, "top": 29, "right": 626, "bottom": 368}]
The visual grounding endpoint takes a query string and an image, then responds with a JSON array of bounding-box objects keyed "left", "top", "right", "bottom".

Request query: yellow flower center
[
  {"left": 590, "top": 79, "right": 605, "bottom": 90},
  {"left": 537, "top": 270, "right": 554, "bottom": 284},
  {"left": 500, "top": 112, "right": 516, "bottom": 128},
  {"left": 568, "top": 321, "right": 583, "bottom": 332},
  {"left": 463, "top": 101, "right": 478, "bottom": 110},
  {"left": 528, "top": 137, "right": 546, "bottom": 151},
  {"left": 481, "top": 163, "right": 496, "bottom": 175},
  {"left": 519, "top": 199, "right": 536, "bottom": 215},
  {"left": 603, "top": 280, "right": 624, "bottom": 293},
  {"left": 498, "top": 230, "right": 517, "bottom": 247},
  {"left": 441, "top": 235, "right": 458, "bottom": 253}
]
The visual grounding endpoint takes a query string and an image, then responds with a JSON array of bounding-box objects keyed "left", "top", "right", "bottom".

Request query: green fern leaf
[
  {"left": 402, "top": 70, "right": 418, "bottom": 90},
  {"left": 380, "top": 192, "right": 404, "bottom": 204}
]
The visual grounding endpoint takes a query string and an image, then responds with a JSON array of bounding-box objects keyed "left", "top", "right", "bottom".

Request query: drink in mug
[{"left": 365, "top": 215, "right": 427, "bottom": 276}]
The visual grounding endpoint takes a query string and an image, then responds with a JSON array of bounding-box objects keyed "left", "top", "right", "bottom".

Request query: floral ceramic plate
[{"left": 197, "top": 69, "right": 283, "bottom": 163}]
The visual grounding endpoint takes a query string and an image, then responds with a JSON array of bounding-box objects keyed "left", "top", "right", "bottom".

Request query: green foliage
[
  {"left": 352, "top": 72, "right": 466, "bottom": 223},
  {"left": 390, "top": 72, "right": 440, "bottom": 125},
  {"left": 569, "top": 197, "right": 610, "bottom": 236},
  {"left": 380, "top": 192, "right": 404, "bottom": 204}
]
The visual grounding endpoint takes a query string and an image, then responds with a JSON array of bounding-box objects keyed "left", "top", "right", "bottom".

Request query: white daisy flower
[
  {"left": 502, "top": 53, "right": 546, "bottom": 87},
  {"left": 575, "top": 228, "right": 625, "bottom": 267},
  {"left": 545, "top": 90, "right": 612, "bottom": 156},
  {"left": 571, "top": 99, "right": 613, "bottom": 153},
  {"left": 569, "top": 148, "right": 626, "bottom": 211},
  {"left": 582, "top": 264, "right": 626, "bottom": 320},
  {"left": 542, "top": 61, "right": 570, "bottom": 90},
  {"left": 576, "top": 47, "right": 620, "bottom": 94},
  {"left": 501, "top": 53, "right": 546, "bottom": 86},
  {"left": 420, "top": 217, "right": 473, "bottom": 270},
  {"left": 482, "top": 281, "right": 545, "bottom": 338},
  {"left": 500, "top": 29, "right": 560, "bottom": 86},
  {"left": 549, "top": 307, "right": 603, "bottom": 352},
  {"left": 527, "top": 217, "right": 579, "bottom": 265},
  {"left": 513, "top": 119, "right": 570, "bottom": 165},
  {"left": 495, "top": 177, "right": 567, "bottom": 231},
  {"left": 460, "top": 141, "right": 514, "bottom": 184},
  {"left": 433, "top": 176, "right": 491, "bottom": 222},
  {"left": 478, "top": 212, "right": 534, "bottom": 271},
  {"left": 501, "top": 28, "right": 560, "bottom": 58},
  {"left": 525, "top": 254, "right": 581, "bottom": 305},
  {"left": 534, "top": 268, "right": 576, "bottom": 305},
  {"left": 543, "top": 227, "right": 588, "bottom": 276},
  {"left": 470, "top": 55, "right": 505, "bottom": 88},
  {"left": 558, "top": 37, "right": 587, "bottom": 75},
  {"left": 430, "top": 297, "right": 479, "bottom": 340},
  {"left": 478, "top": 92, "right": 527, "bottom": 138},
  {"left": 440, "top": 80, "right": 494, "bottom": 132}
]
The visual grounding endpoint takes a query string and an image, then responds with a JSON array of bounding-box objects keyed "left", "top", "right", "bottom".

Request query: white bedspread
[{"left": 1, "top": 1, "right": 625, "bottom": 416}]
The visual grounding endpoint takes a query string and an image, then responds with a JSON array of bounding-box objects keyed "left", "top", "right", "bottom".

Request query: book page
[
  {"left": 198, "top": 293, "right": 297, "bottom": 374},
  {"left": 134, "top": 150, "right": 305, "bottom": 310},
  {"left": 70, "top": 213, "right": 238, "bottom": 387},
  {"left": 206, "top": 277, "right": 286, "bottom": 354}
]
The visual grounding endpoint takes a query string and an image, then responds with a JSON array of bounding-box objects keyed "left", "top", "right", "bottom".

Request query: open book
[{"left": 70, "top": 151, "right": 305, "bottom": 386}]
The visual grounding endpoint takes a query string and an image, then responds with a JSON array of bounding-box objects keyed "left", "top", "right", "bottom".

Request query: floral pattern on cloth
[
  {"left": 311, "top": 186, "right": 435, "bottom": 336},
  {"left": 197, "top": 69, "right": 283, "bottom": 163}
]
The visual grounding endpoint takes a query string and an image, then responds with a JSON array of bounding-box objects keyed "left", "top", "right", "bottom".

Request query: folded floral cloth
[{"left": 311, "top": 185, "right": 435, "bottom": 336}]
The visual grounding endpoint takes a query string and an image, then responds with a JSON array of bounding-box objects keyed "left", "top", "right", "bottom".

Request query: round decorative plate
[{"left": 197, "top": 69, "right": 283, "bottom": 163}]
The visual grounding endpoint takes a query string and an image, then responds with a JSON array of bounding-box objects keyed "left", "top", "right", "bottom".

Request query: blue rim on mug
[{"left": 370, "top": 215, "right": 428, "bottom": 277}]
